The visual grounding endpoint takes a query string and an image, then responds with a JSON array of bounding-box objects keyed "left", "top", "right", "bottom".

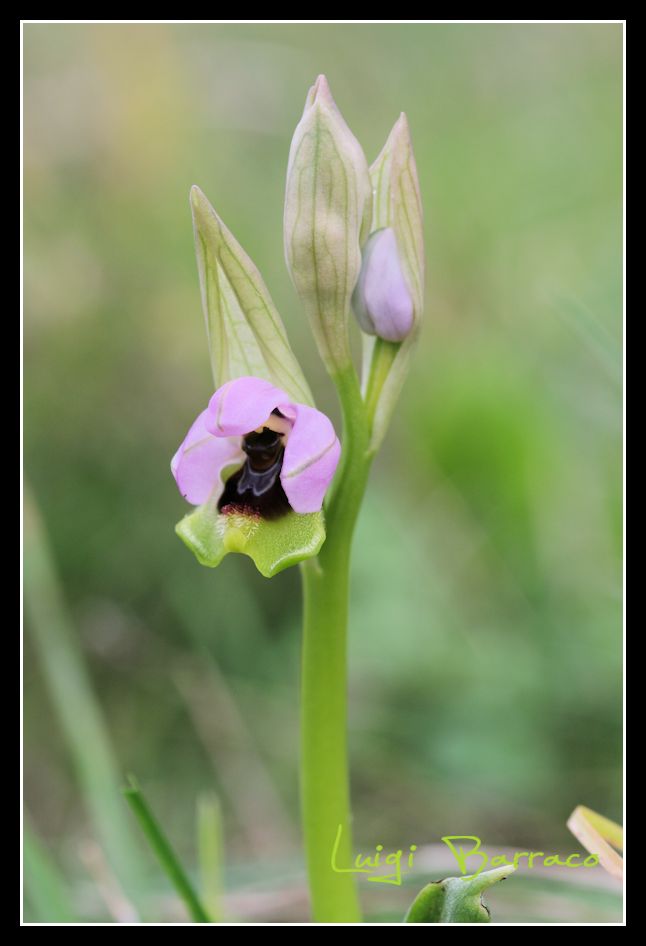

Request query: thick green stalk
[{"left": 300, "top": 364, "right": 372, "bottom": 923}]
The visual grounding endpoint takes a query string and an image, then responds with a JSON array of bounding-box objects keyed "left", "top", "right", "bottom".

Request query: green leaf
[
  {"left": 190, "top": 185, "right": 313, "bottom": 406},
  {"left": 404, "top": 865, "right": 515, "bottom": 923},
  {"left": 175, "top": 499, "right": 326, "bottom": 578}
]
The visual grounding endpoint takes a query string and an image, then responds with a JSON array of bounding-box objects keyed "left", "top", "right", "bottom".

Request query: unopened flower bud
[
  {"left": 369, "top": 113, "right": 424, "bottom": 329},
  {"left": 284, "top": 75, "right": 372, "bottom": 375},
  {"left": 362, "top": 114, "right": 425, "bottom": 451},
  {"left": 352, "top": 227, "right": 414, "bottom": 342}
]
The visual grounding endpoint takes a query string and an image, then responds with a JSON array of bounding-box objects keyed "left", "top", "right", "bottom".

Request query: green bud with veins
[{"left": 284, "top": 75, "right": 372, "bottom": 375}]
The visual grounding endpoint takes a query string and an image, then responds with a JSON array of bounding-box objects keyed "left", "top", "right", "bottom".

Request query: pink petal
[
  {"left": 171, "top": 408, "right": 244, "bottom": 505},
  {"left": 205, "top": 376, "right": 292, "bottom": 437},
  {"left": 280, "top": 404, "right": 341, "bottom": 513}
]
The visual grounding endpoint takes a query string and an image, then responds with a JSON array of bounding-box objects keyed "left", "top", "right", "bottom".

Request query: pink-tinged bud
[
  {"left": 352, "top": 228, "right": 414, "bottom": 342},
  {"left": 361, "top": 113, "right": 425, "bottom": 452}
]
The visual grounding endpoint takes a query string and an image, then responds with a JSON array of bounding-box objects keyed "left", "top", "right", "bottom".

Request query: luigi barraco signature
[{"left": 331, "top": 826, "right": 600, "bottom": 887}]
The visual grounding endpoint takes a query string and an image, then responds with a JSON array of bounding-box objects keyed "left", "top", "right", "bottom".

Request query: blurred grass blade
[
  {"left": 197, "top": 793, "right": 224, "bottom": 922},
  {"left": 23, "top": 485, "right": 147, "bottom": 910},
  {"left": 576, "top": 806, "right": 623, "bottom": 851},
  {"left": 23, "top": 815, "right": 76, "bottom": 922},
  {"left": 567, "top": 805, "right": 623, "bottom": 880},
  {"left": 556, "top": 295, "right": 622, "bottom": 388},
  {"left": 123, "top": 776, "right": 211, "bottom": 923}
]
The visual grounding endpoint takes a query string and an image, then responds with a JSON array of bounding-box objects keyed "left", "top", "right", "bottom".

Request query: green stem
[
  {"left": 300, "top": 364, "right": 372, "bottom": 923},
  {"left": 363, "top": 337, "right": 400, "bottom": 447}
]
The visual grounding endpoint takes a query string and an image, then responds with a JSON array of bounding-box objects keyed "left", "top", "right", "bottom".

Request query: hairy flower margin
[{"left": 173, "top": 76, "right": 424, "bottom": 577}]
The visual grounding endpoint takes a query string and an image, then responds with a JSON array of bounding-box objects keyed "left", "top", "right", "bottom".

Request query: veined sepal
[{"left": 190, "top": 185, "right": 313, "bottom": 406}]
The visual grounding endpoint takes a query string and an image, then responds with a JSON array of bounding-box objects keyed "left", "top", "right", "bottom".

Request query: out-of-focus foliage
[{"left": 24, "top": 23, "right": 622, "bottom": 922}]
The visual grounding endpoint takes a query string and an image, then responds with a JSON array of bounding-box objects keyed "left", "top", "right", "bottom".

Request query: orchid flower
[
  {"left": 172, "top": 376, "right": 340, "bottom": 516},
  {"left": 171, "top": 377, "right": 340, "bottom": 576},
  {"left": 172, "top": 75, "right": 424, "bottom": 922}
]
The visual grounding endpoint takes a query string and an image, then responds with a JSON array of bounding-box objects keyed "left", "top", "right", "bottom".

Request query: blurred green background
[{"left": 24, "top": 23, "right": 622, "bottom": 923}]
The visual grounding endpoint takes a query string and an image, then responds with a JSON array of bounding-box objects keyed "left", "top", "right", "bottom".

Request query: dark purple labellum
[{"left": 218, "top": 425, "right": 291, "bottom": 519}]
